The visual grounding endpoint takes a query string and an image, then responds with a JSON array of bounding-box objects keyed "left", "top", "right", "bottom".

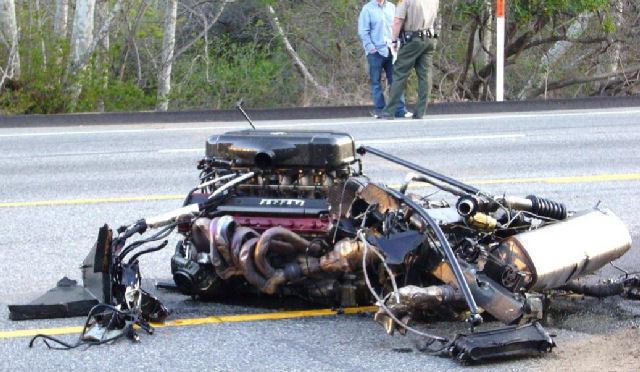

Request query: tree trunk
[
  {"left": 611, "top": 0, "right": 623, "bottom": 75},
  {"left": 518, "top": 13, "right": 592, "bottom": 99},
  {"left": 67, "top": 0, "right": 96, "bottom": 110},
  {"left": 474, "top": 1, "right": 492, "bottom": 98},
  {"left": 474, "top": 1, "right": 492, "bottom": 66},
  {"left": 0, "top": 0, "right": 20, "bottom": 79},
  {"left": 96, "top": 0, "right": 110, "bottom": 112},
  {"left": 54, "top": 0, "right": 69, "bottom": 39},
  {"left": 33, "top": 0, "right": 47, "bottom": 66},
  {"left": 156, "top": 0, "right": 177, "bottom": 112},
  {"left": 70, "top": 0, "right": 96, "bottom": 69},
  {"left": 599, "top": 0, "right": 624, "bottom": 93},
  {"left": 67, "top": 0, "right": 122, "bottom": 111},
  {"left": 53, "top": 0, "right": 69, "bottom": 64}
]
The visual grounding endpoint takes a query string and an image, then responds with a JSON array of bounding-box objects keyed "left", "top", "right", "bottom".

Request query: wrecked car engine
[{"left": 14, "top": 129, "right": 636, "bottom": 363}]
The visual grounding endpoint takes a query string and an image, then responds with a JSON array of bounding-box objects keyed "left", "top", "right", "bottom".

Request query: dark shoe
[
  {"left": 395, "top": 111, "right": 414, "bottom": 118},
  {"left": 412, "top": 114, "right": 423, "bottom": 119},
  {"left": 377, "top": 112, "right": 394, "bottom": 120}
]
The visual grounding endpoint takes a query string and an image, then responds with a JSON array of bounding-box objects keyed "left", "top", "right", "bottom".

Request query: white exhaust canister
[{"left": 498, "top": 208, "right": 632, "bottom": 291}]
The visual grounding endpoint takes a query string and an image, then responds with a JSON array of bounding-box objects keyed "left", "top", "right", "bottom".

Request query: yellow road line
[
  {"left": 1, "top": 173, "right": 639, "bottom": 208},
  {"left": 467, "top": 173, "right": 640, "bottom": 185},
  {"left": 0, "top": 306, "right": 377, "bottom": 340},
  {"left": 0, "top": 194, "right": 184, "bottom": 208},
  {"left": 0, "top": 326, "right": 85, "bottom": 339}
]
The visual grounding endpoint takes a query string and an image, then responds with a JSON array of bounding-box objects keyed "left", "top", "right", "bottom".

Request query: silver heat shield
[{"left": 502, "top": 208, "right": 632, "bottom": 291}]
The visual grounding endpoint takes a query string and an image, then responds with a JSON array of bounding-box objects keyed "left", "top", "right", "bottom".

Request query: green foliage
[
  {"left": 602, "top": 16, "right": 616, "bottom": 34},
  {"left": 172, "top": 36, "right": 298, "bottom": 109},
  {"left": 330, "top": 0, "right": 358, "bottom": 28},
  {"left": 0, "top": 40, "right": 66, "bottom": 114},
  {"left": 511, "top": 0, "right": 609, "bottom": 24},
  {"left": 454, "top": 0, "right": 608, "bottom": 22},
  {"left": 0, "top": 36, "right": 154, "bottom": 114},
  {"left": 456, "top": 0, "right": 487, "bottom": 19},
  {"left": 74, "top": 68, "right": 156, "bottom": 113},
  {"left": 0, "top": 0, "right": 633, "bottom": 114}
]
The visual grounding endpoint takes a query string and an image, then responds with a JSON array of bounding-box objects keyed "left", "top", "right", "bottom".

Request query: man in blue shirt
[{"left": 358, "top": 0, "right": 411, "bottom": 118}]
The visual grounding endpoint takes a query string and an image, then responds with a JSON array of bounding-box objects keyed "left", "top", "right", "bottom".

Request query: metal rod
[
  {"left": 400, "top": 173, "right": 467, "bottom": 197},
  {"left": 236, "top": 98, "right": 256, "bottom": 130},
  {"left": 358, "top": 146, "right": 481, "bottom": 195},
  {"left": 198, "top": 173, "right": 238, "bottom": 190},
  {"left": 208, "top": 172, "right": 256, "bottom": 200},
  {"left": 387, "top": 188, "right": 482, "bottom": 326}
]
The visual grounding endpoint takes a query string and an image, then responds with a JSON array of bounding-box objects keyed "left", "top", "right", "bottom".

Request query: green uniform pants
[{"left": 383, "top": 38, "right": 436, "bottom": 118}]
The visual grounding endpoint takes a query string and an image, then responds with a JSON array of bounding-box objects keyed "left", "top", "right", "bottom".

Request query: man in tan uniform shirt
[{"left": 379, "top": 0, "right": 440, "bottom": 119}]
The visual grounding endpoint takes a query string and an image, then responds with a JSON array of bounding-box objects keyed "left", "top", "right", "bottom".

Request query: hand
[
  {"left": 391, "top": 43, "right": 398, "bottom": 53},
  {"left": 370, "top": 48, "right": 378, "bottom": 54}
]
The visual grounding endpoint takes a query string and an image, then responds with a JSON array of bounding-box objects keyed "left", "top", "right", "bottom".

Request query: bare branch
[
  {"left": 266, "top": 4, "right": 329, "bottom": 100},
  {"left": 172, "top": 0, "right": 232, "bottom": 62},
  {"left": 118, "top": 0, "right": 149, "bottom": 81},
  {"left": 527, "top": 65, "right": 640, "bottom": 98}
]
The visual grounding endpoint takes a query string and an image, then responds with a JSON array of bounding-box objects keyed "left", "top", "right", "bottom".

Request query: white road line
[
  {"left": 2, "top": 133, "right": 525, "bottom": 158},
  {"left": 1, "top": 108, "right": 640, "bottom": 139},
  {"left": 158, "top": 148, "right": 201, "bottom": 154},
  {"left": 0, "top": 124, "right": 244, "bottom": 138},
  {"left": 0, "top": 121, "right": 342, "bottom": 138},
  {"left": 359, "top": 133, "right": 524, "bottom": 145},
  {"left": 157, "top": 134, "right": 525, "bottom": 154}
]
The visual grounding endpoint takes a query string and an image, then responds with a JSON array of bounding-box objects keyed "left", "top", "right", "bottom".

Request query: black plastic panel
[
  {"left": 216, "top": 197, "right": 329, "bottom": 216},
  {"left": 450, "top": 322, "right": 555, "bottom": 364}
]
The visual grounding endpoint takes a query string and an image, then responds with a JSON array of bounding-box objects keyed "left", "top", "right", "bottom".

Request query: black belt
[{"left": 402, "top": 29, "right": 437, "bottom": 43}]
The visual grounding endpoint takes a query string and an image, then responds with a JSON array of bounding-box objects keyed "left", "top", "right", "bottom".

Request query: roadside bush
[{"left": 171, "top": 36, "right": 300, "bottom": 110}]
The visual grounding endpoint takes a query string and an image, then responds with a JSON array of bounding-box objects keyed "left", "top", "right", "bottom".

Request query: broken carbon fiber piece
[{"left": 447, "top": 322, "right": 555, "bottom": 364}]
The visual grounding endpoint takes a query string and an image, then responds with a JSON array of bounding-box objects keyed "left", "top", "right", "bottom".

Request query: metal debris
[{"left": 12, "top": 129, "right": 635, "bottom": 363}]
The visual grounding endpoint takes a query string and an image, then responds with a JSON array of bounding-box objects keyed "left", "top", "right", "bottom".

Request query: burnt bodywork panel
[{"left": 8, "top": 278, "right": 98, "bottom": 321}]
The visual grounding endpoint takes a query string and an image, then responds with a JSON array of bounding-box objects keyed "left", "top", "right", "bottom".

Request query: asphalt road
[{"left": 1, "top": 107, "right": 640, "bottom": 371}]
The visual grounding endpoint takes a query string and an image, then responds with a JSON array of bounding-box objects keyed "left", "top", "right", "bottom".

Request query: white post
[{"left": 496, "top": 0, "right": 505, "bottom": 101}]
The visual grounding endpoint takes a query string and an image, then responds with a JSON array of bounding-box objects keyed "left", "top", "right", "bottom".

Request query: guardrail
[{"left": 1, "top": 95, "right": 639, "bottom": 128}]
